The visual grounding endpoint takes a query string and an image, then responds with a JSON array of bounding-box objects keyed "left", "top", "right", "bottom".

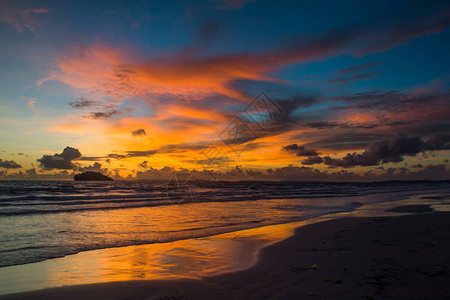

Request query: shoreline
[
  {"left": 2, "top": 209, "right": 450, "bottom": 299},
  {"left": 0, "top": 215, "right": 330, "bottom": 269},
  {"left": 0, "top": 218, "right": 307, "bottom": 295},
  {"left": 2, "top": 187, "right": 446, "bottom": 269}
]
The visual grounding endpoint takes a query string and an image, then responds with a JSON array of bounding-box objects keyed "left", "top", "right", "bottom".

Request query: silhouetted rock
[{"left": 74, "top": 171, "right": 113, "bottom": 181}]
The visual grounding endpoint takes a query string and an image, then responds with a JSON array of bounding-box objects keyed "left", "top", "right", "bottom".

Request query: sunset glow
[
  {"left": 0, "top": 0, "right": 449, "bottom": 181},
  {"left": 1, "top": 2, "right": 450, "bottom": 298}
]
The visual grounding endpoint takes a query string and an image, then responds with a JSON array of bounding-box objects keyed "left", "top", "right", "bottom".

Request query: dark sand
[
  {"left": 2, "top": 211, "right": 450, "bottom": 299},
  {"left": 385, "top": 204, "right": 434, "bottom": 213}
]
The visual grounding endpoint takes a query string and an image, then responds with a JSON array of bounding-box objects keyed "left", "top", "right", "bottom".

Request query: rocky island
[{"left": 74, "top": 171, "right": 113, "bottom": 181}]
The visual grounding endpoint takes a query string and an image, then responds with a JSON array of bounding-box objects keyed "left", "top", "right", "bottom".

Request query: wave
[{"left": 0, "top": 180, "right": 449, "bottom": 268}]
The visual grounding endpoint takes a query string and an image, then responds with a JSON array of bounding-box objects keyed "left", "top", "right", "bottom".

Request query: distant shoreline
[{"left": 0, "top": 178, "right": 449, "bottom": 183}]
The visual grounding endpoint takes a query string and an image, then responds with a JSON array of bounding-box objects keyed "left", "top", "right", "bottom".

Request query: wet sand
[{"left": 2, "top": 211, "right": 450, "bottom": 299}]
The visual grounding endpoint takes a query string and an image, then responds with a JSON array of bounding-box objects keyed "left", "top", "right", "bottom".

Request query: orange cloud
[
  {"left": 39, "top": 43, "right": 283, "bottom": 104},
  {"left": 36, "top": 7, "right": 450, "bottom": 175}
]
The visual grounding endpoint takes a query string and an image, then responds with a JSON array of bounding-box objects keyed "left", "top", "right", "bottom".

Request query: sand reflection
[
  {"left": 1, "top": 192, "right": 448, "bottom": 295},
  {"left": 0, "top": 221, "right": 301, "bottom": 295}
]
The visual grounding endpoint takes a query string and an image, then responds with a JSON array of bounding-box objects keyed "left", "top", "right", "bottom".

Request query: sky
[{"left": 0, "top": 0, "right": 449, "bottom": 181}]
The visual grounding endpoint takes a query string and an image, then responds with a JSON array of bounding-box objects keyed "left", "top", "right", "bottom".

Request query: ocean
[{"left": 0, "top": 180, "right": 449, "bottom": 268}]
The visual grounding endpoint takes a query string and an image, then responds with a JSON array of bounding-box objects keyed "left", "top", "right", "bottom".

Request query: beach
[
  {"left": 2, "top": 0, "right": 450, "bottom": 298},
  {"left": 2, "top": 208, "right": 450, "bottom": 299}
]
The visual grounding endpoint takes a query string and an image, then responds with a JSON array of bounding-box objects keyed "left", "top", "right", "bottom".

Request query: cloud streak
[
  {"left": 282, "top": 144, "right": 319, "bottom": 157},
  {"left": 131, "top": 128, "right": 147, "bottom": 136},
  {"left": 83, "top": 110, "right": 120, "bottom": 120},
  {"left": 296, "top": 133, "right": 450, "bottom": 168},
  {"left": 0, "top": 2, "right": 49, "bottom": 32},
  {"left": 42, "top": 2, "right": 450, "bottom": 105},
  {"left": 16, "top": 1, "right": 448, "bottom": 180},
  {"left": 37, "top": 147, "right": 82, "bottom": 170},
  {"left": 0, "top": 159, "right": 22, "bottom": 169}
]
